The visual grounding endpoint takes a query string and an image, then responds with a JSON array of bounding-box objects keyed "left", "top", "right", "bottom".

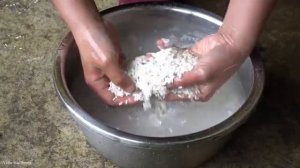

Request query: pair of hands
[
  {"left": 74, "top": 22, "right": 246, "bottom": 106},
  {"left": 53, "top": 0, "right": 275, "bottom": 106}
]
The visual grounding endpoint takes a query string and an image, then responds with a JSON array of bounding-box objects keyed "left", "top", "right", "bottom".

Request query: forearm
[
  {"left": 219, "top": 0, "right": 276, "bottom": 55},
  {"left": 52, "top": 0, "right": 104, "bottom": 34}
]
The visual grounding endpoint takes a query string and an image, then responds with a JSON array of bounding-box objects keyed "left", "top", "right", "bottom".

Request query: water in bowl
[{"left": 70, "top": 73, "right": 247, "bottom": 137}]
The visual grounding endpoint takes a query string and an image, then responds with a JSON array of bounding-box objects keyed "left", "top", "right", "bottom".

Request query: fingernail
[{"left": 125, "top": 85, "right": 135, "bottom": 93}]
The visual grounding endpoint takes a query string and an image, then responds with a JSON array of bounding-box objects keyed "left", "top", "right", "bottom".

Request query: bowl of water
[{"left": 54, "top": 3, "right": 264, "bottom": 168}]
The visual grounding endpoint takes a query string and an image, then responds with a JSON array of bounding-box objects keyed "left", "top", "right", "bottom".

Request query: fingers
[
  {"left": 99, "top": 88, "right": 137, "bottom": 106},
  {"left": 82, "top": 59, "right": 137, "bottom": 106},
  {"left": 85, "top": 72, "right": 138, "bottom": 106},
  {"left": 169, "top": 69, "right": 208, "bottom": 89},
  {"left": 91, "top": 81, "right": 138, "bottom": 106},
  {"left": 102, "top": 62, "right": 135, "bottom": 93},
  {"left": 162, "top": 34, "right": 243, "bottom": 103},
  {"left": 156, "top": 38, "right": 170, "bottom": 50},
  {"left": 112, "top": 96, "right": 138, "bottom": 106},
  {"left": 84, "top": 74, "right": 115, "bottom": 105}
]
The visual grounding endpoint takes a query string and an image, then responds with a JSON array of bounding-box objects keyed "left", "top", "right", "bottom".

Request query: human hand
[
  {"left": 73, "top": 21, "right": 136, "bottom": 106},
  {"left": 166, "top": 32, "right": 248, "bottom": 101}
]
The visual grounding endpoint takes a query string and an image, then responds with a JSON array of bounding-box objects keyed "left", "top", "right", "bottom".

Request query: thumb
[{"left": 103, "top": 63, "right": 135, "bottom": 93}]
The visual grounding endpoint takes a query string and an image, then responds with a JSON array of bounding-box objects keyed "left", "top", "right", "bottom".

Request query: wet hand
[
  {"left": 73, "top": 21, "right": 137, "bottom": 106},
  {"left": 167, "top": 32, "right": 247, "bottom": 101}
]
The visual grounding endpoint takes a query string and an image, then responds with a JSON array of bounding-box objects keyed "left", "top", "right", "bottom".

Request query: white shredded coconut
[{"left": 108, "top": 47, "right": 201, "bottom": 109}]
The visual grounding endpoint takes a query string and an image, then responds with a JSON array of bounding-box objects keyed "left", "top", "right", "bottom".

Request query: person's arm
[
  {"left": 52, "top": 0, "right": 136, "bottom": 105},
  {"left": 169, "top": 0, "right": 276, "bottom": 101},
  {"left": 219, "top": 0, "right": 276, "bottom": 56},
  {"left": 52, "top": 0, "right": 103, "bottom": 34}
]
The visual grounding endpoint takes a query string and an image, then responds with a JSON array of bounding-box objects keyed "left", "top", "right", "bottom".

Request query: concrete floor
[{"left": 0, "top": 0, "right": 299, "bottom": 167}]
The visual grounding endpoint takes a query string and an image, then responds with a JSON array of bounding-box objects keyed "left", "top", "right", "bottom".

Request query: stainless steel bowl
[{"left": 54, "top": 3, "right": 264, "bottom": 168}]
